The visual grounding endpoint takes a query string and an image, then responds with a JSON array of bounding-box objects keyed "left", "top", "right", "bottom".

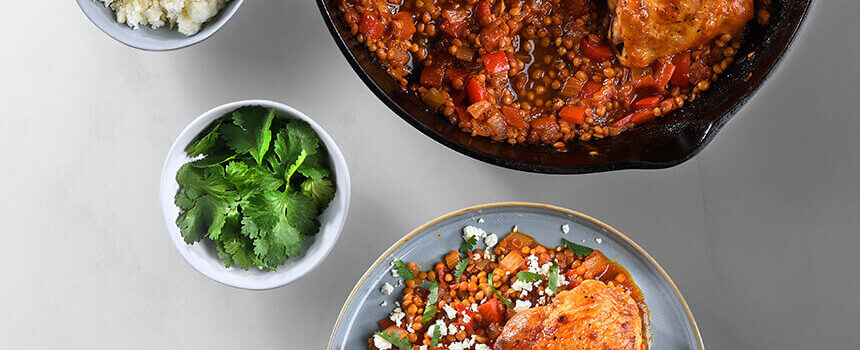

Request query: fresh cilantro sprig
[
  {"left": 488, "top": 272, "right": 512, "bottom": 307},
  {"left": 563, "top": 238, "right": 594, "bottom": 258},
  {"left": 459, "top": 236, "right": 478, "bottom": 254},
  {"left": 175, "top": 106, "right": 336, "bottom": 271},
  {"left": 392, "top": 260, "right": 416, "bottom": 280},
  {"left": 516, "top": 271, "right": 544, "bottom": 283},
  {"left": 430, "top": 324, "right": 442, "bottom": 347},
  {"left": 375, "top": 330, "right": 411, "bottom": 350},
  {"left": 548, "top": 262, "right": 559, "bottom": 294},
  {"left": 453, "top": 259, "right": 469, "bottom": 281},
  {"left": 421, "top": 281, "right": 439, "bottom": 322}
]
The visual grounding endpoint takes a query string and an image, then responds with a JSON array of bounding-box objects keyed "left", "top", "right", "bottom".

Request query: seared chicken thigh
[
  {"left": 495, "top": 280, "right": 645, "bottom": 350},
  {"left": 608, "top": 0, "right": 754, "bottom": 67}
]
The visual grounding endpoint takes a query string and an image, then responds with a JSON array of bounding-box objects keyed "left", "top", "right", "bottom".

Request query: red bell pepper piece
[
  {"left": 501, "top": 106, "right": 528, "bottom": 129},
  {"left": 420, "top": 66, "right": 446, "bottom": 87},
  {"left": 653, "top": 61, "right": 676, "bottom": 91},
  {"left": 477, "top": 298, "right": 505, "bottom": 325},
  {"left": 440, "top": 10, "right": 469, "bottom": 37},
  {"left": 631, "top": 110, "right": 656, "bottom": 124},
  {"left": 632, "top": 96, "right": 662, "bottom": 110},
  {"left": 476, "top": 1, "right": 492, "bottom": 25},
  {"left": 559, "top": 106, "right": 586, "bottom": 124},
  {"left": 670, "top": 52, "right": 691, "bottom": 87},
  {"left": 581, "top": 40, "right": 613, "bottom": 61},
  {"left": 466, "top": 78, "right": 487, "bottom": 103},
  {"left": 482, "top": 51, "right": 510, "bottom": 75},
  {"left": 358, "top": 13, "right": 386, "bottom": 40},
  {"left": 580, "top": 80, "right": 602, "bottom": 98},
  {"left": 391, "top": 12, "right": 416, "bottom": 40}
]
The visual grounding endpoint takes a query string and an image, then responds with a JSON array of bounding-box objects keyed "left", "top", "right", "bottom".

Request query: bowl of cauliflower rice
[{"left": 77, "top": 0, "right": 244, "bottom": 51}]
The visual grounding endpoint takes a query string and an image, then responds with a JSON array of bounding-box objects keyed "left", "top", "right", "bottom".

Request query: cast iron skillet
[{"left": 317, "top": 0, "right": 813, "bottom": 174}]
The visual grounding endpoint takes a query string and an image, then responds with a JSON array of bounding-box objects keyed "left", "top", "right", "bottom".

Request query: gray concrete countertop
[{"left": 1, "top": 1, "right": 855, "bottom": 348}]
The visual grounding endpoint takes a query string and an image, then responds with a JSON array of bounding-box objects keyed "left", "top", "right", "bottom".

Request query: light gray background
[{"left": 1, "top": 1, "right": 855, "bottom": 349}]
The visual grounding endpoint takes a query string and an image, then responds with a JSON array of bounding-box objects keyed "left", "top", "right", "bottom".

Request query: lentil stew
[
  {"left": 337, "top": 0, "right": 771, "bottom": 149},
  {"left": 369, "top": 230, "right": 650, "bottom": 350}
]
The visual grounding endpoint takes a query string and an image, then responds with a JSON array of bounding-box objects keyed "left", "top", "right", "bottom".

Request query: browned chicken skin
[
  {"left": 608, "top": 0, "right": 755, "bottom": 67},
  {"left": 494, "top": 280, "right": 644, "bottom": 350}
]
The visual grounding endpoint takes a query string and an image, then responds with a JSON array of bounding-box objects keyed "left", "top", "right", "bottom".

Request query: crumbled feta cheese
[
  {"left": 373, "top": 334, "right": 393, "bottom": 350},
  {"left": 596, "top": 238, "right": 603, "bottom": 244},
  {"left": 514, "top": 299, "right": 533, "bottom": 312},
  {"left": 539, "top": 262, "right": 553, "bottom": 276},
  {"left": 380, "top": 283, "right": 394, "bottom": 295},
  {"left": 448, "top": 323, "right": 458, "bottom": 335},
  {"left": 395, "top": 279, "right": 403, "bottom": 287},
  {"left": 526, "top": 255, "right": 541, "bottom": 273},
  {"left": 391, "top": 268, "right": 400, "bottom": 277},
  {"left": 511, "top": 278, "right": 534, "bottom": 296},
  {"left": 484, "top": 233, "right": 499, "bottom": 249},
  {"left": 380, "top": 301, "right": 387, "bottom": 307},
  {"left": 419, "top": 346, "right": 428, "bottom": 350},
  {"left": 100, "top": 0, "right": 230, "bottom": 36},
  {"left": 426, "top": 319, "right": 448, "bottom": 338},
  {"left": 463, "top": 225, "right": 487, "bottom": 241},
  {"left": 443, "top": 304, "right": 457, "bottom": 319},
  {"left": 512, "top": 225, "right": 519, "bottom": 232},
  {"left": 469, "top": 303, "right": 479, "bottom": 313},
  {"left": 561, "top": 224, "right": 570, "bottom": 234},
  {"left": 449, "top": 336, "right": 478, "bottom": 350},
  {"left": 390, "top": 307, "right": 405, "bottom": 327},
  {"left": 475, "top": 344, "right": 491, "bottom": 350},
  {"left": 462, "top": 314, "right": 471, "bottom": 324},
  {"left": 478, "top": 218, "right": 485, "bottom": 223}
]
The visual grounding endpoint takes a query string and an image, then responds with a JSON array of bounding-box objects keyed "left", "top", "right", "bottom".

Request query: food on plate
[
  {"left": 337, "top": 0, "right": 770, "bottom": 147},
  {"left": 495, "top": 280, "right": 644, "bottom": 350},
  {"left": 98, "top": 0, "right": 230, "bottom": 35},
  {"left": 174, "top": 106, "right": 336, "bottom": 270},
  {"left": 368, "top": 227, "right": 649, "bottom": 349}
]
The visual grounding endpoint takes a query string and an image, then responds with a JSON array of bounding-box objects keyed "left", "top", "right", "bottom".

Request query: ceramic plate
[{"left": 328, "top": 202, "right": 703, "bottom": 349}]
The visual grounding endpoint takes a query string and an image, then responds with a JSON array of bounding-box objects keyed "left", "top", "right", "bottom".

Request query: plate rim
[{"left": 326, "top": 202, "right": 704, "bottom": 350}]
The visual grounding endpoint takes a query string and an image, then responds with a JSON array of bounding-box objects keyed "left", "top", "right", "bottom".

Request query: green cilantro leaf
[
  {"left": 459, "top": 236, "right": 478, "bottom": 254},
  {"left": 392, "top": 260, "right": 416, "bottom": 280},
  {"left": 548, "top": 262, "right": 559, "bottom": 294},
  {"left": 488, "top": 272, "right": 512, "bottom": 307},
  {"left": 430, "top": 324, "right": 442, "bottom": 347},
  {"left": 285, "top": 190, "right": 320, "bottom": 235},
  {"left": 516, "top": 271, "right": 544, "bottom": 283},
  {"left": 375, "top": 330, "right": 411, "bottom": 350},
  {"left": 563, "top": 238, "right": 594, "bottom": 258},
  {"left": 301, "top": 178, "right": 336, "bottom": 212},
  {"left": 421, "top": 281, "right": 439, "bottom": 322},
  {"left": 185, "top": 120, "right": 222, "bottom": 157},
  {"left": 453, "top": 258, "right": 469, "bottom": 281},
  {"left": 297, "top": 150, "right": 331, "bottom": 181},
  {"left": 221, "top": 106, "right": 275, "bottom": 165},
  {"left": 225, "top": 161, "right": 283, "bottom": 197}
]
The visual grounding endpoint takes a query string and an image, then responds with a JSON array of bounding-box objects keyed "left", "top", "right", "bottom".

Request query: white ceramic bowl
[
  {"left": 77, "top": 0, "right": 245, "bottom": 51},
  {"left": 160, "top": 100, "right": 351, "bottom": 290}
]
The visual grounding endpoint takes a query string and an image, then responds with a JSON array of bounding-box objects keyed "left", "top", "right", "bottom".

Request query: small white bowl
[
  {"left": 160, "top": 100, "right": 351, "bottom": 290},
  {"left": 77, "top": 0, "right": 245, "bottom": 51}
]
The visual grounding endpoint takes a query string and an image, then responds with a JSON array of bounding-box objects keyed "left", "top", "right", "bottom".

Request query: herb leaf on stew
[
  {"left": 430, "top": 323, "right": 442, "bottom": 347},
  {"left": 516, "top": 271, "right": 544, "bottom": 283},
  {"left": 375, "top": 330, "right": 411, "bottom": 350},
  {"left": 488, "top": 272, "right": 512, "bottom": 307},
  {"left": 392, "top": 260, "right": 416, "bottom": 280},
  {"left": 563, "top": 238, "right": 594, "bottom": 258},
  {"left": 453, "top": 259, "right": 469, "bottom": 281},
  {"left": 459, "top": 236, "right": 478, "bottom": 254},
  {"left": 421, "top": 281, "right": 439, "bottom": 322},
  {"left": 548, "top": 262, "right": 559, "bottom": 294}
]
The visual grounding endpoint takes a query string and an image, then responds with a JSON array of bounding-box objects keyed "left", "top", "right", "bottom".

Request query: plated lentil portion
[
  {"left": 370, "top": 228, "right": 649, "bottom": 350},
  {"left": 337, "top": 0, "right": 771, "bottom": 148}
]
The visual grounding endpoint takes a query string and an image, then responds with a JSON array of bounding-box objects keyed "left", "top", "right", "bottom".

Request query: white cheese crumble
[
  {"left": 463, "top": 225, "right": 487, "bottom": 241},
  {"left": 512, "top": 225, "right": 519, "bottom": 232},
  {"left": 389, "top": 307, "right": 405, "bottom": 327},
  {"left": 475, "top": 344, "right": 491, "bottom": 350},
  {"left": 478, "top": 218, "right": 485, "bottom": 223},
  {"left": 449, "top": 336, "right": 478, "bottom": 350},
  {"left": 98, "top": 0, "right": 230, "bottom": 36},
  {"left": 514, "top": 299, "right": 533, "bottom": 312},
  {"left": 561, "top": 224, "right": 570, "bottom": 234},
  {"left": 380, "top": 301, "right": 388, "bottom": 307},
  {"left": 462, "top": 313, "right": 471, "bottom": 324},
  {"left": 469, "top": 303, "right": 479, "bottom": 313},
  {"left": 484, "top": 233, "right": 499, "bottom": 249},
  {"left": 373, "top": 334, "right": 393, "bottom": 350},
  {"left": 380, "top": 283, "right": 394, "bottom": 295},
  {"left": 596, "top": 238, "right": 603, "bottom": 244},
  {"left": 526, "top": 255, "right": 541, "bottom": 273},
  {"left": 443, "top": 304, "right": 457, "bottom": 319},
  {"left": 511, "top": 279, "right": 534, "bottom": 296},
  {"left": 426, "top": 319, "right": 448, "bottom": 338},
  {"left": 448, "top": 323, "right": 458, "bottom": 335}
]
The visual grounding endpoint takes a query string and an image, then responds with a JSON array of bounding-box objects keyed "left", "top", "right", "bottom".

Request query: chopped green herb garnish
[
  {"left": 430, "top": 323, "right": 442, "bottom": 347},
  {"left": 375, "top": 330, "right": 411, "bottom": 350},
  {"left": 392, "top": 260, "right": 416, "bottom": 280},
  {"left": 421, "top": 281, "right": 439, "bottom": 322},
  {"left": 174, "top": 106, "right": 336, "bottom": 271},
  {"left": 548, "top": 262, "right": 559, "bottom": 294},
  {"left": 488, "top": 272, "right": 512, "bottom": 307},
  {"left": 453, "top": 258, "right": 469, "bottom": 281},
  {"left": 563, "top": 238, "right": 594, "bottom": 258},
  {"left": 459, "top": 236, "right": 478, "bottom": 254},
  {"left": 516, "top": 271, "right": 544, "bottom": 283}
]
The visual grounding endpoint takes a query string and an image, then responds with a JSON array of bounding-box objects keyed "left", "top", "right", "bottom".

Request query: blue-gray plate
[{"left": 328, "top": 202, "right": 703, "bottom": 349}]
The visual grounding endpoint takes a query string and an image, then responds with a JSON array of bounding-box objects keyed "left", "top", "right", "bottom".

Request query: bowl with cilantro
[{"left": 160, "top": 100, "right": 350, "bottom": 290}]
